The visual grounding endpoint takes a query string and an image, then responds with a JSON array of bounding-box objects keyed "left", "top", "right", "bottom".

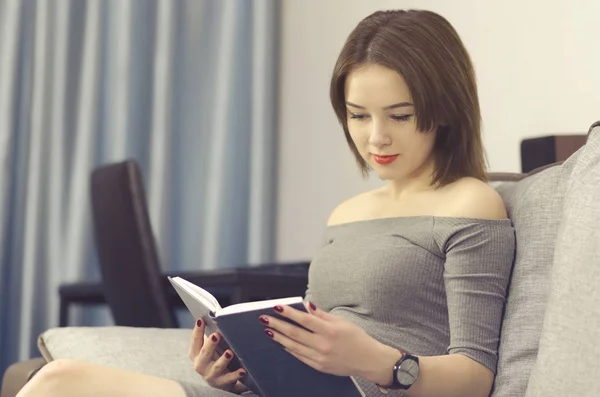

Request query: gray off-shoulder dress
[{"left": 179, "top": 216, "right": 516, "bottom": 397}]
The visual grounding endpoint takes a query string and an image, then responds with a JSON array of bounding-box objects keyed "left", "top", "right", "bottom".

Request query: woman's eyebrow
[{"left": 345, "top": 101, "right": 414, "bottom": 110}]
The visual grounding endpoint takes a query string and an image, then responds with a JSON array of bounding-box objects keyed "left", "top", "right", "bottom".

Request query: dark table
[{"left": 58, "top": 264, "right": 310, "bottom": 327}]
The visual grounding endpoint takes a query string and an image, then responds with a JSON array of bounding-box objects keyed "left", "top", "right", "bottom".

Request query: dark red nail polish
[
  {"left": 259, "top": 316, "right": 269, "bottom": 325},
  {"left": 274, "top": 305, "right": 284, "bottom": 313},
  {"left": 309, "top": 301, "right": 317, "bottom": 311},
  {"left": 239, "top": 371, "right": 246, "bottom": 377},
  {"left": 196, "top": 319, "right": 202, "bottom": 327},
  {"left": 264, "top": 329, "right": 274, "bottom": 338},
  {"left": 211, "top": 335, "right": 218, "bottom": 343},
  {"left": 225, "top": 351, "right": 232, "bottom": 359}
]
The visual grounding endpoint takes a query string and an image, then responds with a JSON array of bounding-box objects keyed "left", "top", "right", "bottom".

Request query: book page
[
  {"left": 217, "top": 296, "right": 303, "bottom": 317},
  {"left": 351, "top": 377, "right": 366, "bottom": 397},
  {"left": 171, "top": 276, "right": 221, "bottom": 311},
  {"left": 167, "top": 277, "right": 218, "bottom": 331}
]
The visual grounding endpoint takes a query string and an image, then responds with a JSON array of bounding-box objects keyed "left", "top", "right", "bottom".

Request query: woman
[{"left": 17, "top": 9, "right": 515, "bottom": 397}]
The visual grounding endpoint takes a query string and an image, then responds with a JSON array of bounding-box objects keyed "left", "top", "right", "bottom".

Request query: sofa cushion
[
  {"left": 490, "top": 148, "right": 581, "bottom": 397},
  {"left": 525, "top": 124, "right": 600, "bottom": 396},
  {"left": 38, "top": 326, "right": 207, "bottom": 387}
]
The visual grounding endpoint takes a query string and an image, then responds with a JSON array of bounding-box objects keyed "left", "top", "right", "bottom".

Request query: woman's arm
[
  {"left": 366, "top": 344, "right": 493, "bottom": 397},
  {"left": 264, "top": 304, "right": 494, "bottom": 397},
  {"left": 375, "top": 182, "right": 512, "bottom": 397}
]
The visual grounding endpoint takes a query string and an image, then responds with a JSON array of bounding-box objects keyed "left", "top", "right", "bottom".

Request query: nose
[{"left": 368, "top": 121, "right": 392, "bottom": 148}]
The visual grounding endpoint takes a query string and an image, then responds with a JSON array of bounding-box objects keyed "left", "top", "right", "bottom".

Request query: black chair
[
  {"left": 520, "top": 134, "right": 587, "bottom": 173},
  {"left": 90, "top": 160, "right": 178, "bottom": 328},
  {"left": 58, "top": 159, "right": 310, "bottom": 327},
  {"left": 57, "top": 160, "right": 175, "bottom": 327}
]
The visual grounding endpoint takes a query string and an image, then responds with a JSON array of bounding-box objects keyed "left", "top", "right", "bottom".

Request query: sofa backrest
[
  {"left": 490, "top": 142, "right": 582, "bottom": 397},
  {"left": 524, "top": 123, "right": 600, "bottom": 396}
]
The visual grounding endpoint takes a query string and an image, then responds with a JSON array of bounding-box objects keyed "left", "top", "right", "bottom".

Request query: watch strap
[{"left": 376, "top": 349, "right": 407, "bottom": 394}]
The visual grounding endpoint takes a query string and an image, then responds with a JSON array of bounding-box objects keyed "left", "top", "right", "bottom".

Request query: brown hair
[{"left": 330, "top": 10, "right": 487, "bottom": 186}]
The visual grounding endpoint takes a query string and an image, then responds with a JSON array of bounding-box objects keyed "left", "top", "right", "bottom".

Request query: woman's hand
[
  {"left": 188, "top": 319, "right": 248, "bottom": 394},
  {"left": 259, "top": 302, "right": 402, "bottom": 385}
]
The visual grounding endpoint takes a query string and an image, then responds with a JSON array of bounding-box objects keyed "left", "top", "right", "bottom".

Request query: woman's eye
[
  {"left": 349, "top": 113, "right": 367, "bottom": 120},
  {"left": 391, "top": 115, "right": 412, "bottom": 122}
]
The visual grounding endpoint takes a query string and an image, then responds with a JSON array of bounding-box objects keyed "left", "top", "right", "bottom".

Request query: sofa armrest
[
  {"left": 1, "top": 358, "right": 47, "bottom": 397},
  {"left": 37, "top": 326, "right": 207, "bottom": 387}
]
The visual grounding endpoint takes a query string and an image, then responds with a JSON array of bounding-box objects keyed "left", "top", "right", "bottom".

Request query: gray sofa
[{"left": 3, "top": 121, "right": 600, "bottom": 397}]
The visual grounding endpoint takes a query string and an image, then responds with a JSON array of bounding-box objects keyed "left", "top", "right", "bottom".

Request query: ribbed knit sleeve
[{"left": 434, "top": 218, "right": 515, "bottom": 372}]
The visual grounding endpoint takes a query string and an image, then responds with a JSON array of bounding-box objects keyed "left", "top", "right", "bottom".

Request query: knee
[
  {"left": 37, "top": 359, "right": 84, "bottom": 381},
  {"left": 17, "top": 359, "right": 87, "bottom": 397}
]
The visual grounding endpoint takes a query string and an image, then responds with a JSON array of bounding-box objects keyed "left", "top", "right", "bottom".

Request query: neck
[{"left": 386, "top": 161, "right": 436, "bottom": 200}]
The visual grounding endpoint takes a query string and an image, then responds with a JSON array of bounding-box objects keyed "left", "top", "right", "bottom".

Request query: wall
[{"left": 276, "top": 0, "right": 600, "bottom": 261}]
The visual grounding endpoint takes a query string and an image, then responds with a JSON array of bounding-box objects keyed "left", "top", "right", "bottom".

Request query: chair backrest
[
  {"left": 90, "top": 159, "right": 177, "bottom": 328},
  {"left": 520, "top": 134, "right": 586, "bottom": 173}
]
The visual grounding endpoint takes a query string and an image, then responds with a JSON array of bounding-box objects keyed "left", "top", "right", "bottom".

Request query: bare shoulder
[
  {"left": 327, "top": 188, "right": 383, "bottom": 226},
  {"left": 441, "top": 177, "right": 508, "bottom": 220}
]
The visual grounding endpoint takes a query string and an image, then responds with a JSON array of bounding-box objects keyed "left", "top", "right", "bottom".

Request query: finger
[
  {"left": 271, "top": 304, "right": 330, "bottom": 334},
  {"left": 305, "top": 301, "right": 337, "bottom": 321},
  {"left": 206, "top": 350, "right": 234, "bottom": 379},
  {"left": 215, "top": 369, "right": 247, "bottom": 390},
  {"left": 232, "top": 380, "right": 250, "bottom": 395},
  {"left": 193, "top": 332, "right": 220, "bottom": 375},
  {"left": 188, "top": 318, "right": 205, "bottom": 360},
  {"left": 259, "top": 314, "right": 316, "bottom": 347},
  {"left": 205, "top": 332, "right": 221, "bottom": 357},
  {"left": 264, "top": 327, "right": 318, "bottom": 359}
]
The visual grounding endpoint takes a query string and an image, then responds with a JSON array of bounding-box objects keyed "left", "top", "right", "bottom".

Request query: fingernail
[
  {"left": 259, "top": 316, "right": 269, "bottom": 325},
  {"left": 239, "top": 371, "right": 246, "bottom": 377},
  {"left": 264, "top": 329, "right": 274, "bottom": 338},
  {"left": 309, "top": 301, "right": 317, "bottom": 311},
  {"left": 196, "top": 319, "right": 202, "bottom": 327},
  {"left": 211, "top": 334, "right": 218, "bottom": 343},
  {"left": 225, "top": 351, "right": 232, "bottom": 359},
  {"left": 274, "top": 305, "right": 284, "bottom": 313}
]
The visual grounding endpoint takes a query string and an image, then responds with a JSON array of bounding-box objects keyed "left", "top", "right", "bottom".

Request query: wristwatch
[{"left": 377, "top": 350, "right": 420, "bottom": 393}]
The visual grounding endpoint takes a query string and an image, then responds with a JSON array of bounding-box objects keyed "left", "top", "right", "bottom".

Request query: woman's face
[{"left": 344, "top": 63, "right": 437, "bottom": 182}]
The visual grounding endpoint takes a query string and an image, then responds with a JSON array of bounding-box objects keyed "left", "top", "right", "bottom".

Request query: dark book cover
[{"left": 214, "top": 302, "right": 364, "bottom": 397}]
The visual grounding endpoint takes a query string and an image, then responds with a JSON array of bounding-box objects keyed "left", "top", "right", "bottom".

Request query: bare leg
[{"left": 16, "top": 359, "right": 187, "bottom": 397}]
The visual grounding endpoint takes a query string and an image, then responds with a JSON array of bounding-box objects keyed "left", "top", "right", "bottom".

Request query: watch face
[{"left": 397, "top": 358, "right": 419, "bottom": 386}]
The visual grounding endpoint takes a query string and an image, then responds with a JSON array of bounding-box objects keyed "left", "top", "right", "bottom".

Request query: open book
[{"left": 168, "top": 276, "right": 365, "bottom": 397}]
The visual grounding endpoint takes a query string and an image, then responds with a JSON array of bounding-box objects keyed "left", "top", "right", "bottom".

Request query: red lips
[{"left": 372, "top": 154, "right": 399, "bottom": 165}]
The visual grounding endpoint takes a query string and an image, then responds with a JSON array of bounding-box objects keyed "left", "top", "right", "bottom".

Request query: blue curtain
[{"left": 0, "top": 0, "right": 279, "bottom": 381}]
